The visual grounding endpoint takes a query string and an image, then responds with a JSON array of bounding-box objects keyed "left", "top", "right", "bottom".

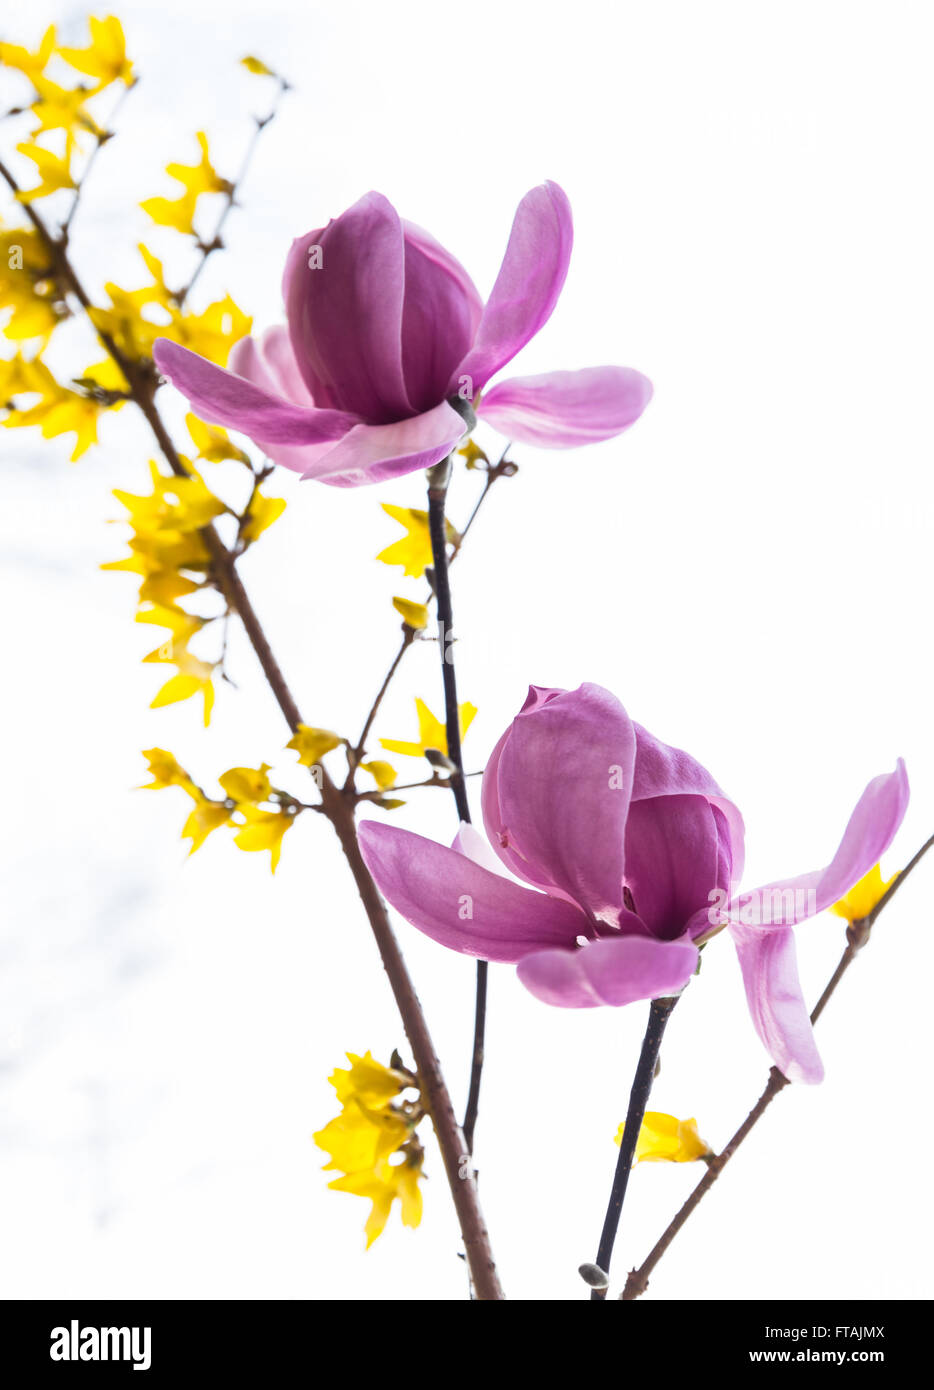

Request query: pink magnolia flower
[
  {"left": 358, "top": 683, "right": 909, "bottom": 1084},
  {"left": 152, "top": 184, "right": 653, "bottom": 486}
]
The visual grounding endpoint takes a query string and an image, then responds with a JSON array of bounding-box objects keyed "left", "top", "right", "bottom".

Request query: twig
[
  {"left": 178, "top": 76, "right": 288, "bottom": 306},
  {"left": 621, "top": 832, "right": 934, "bottom": 1301},
  {"left": 590, "top": 996, "right": 679, "bottom": 1300},
  {"left": 343, "top": 626, "right": 416, "bottom": 786},
  {"left": 427, "top": 458, "right": 487, "bottom": 1155},
  {"left": 62, "top": 77, "right": 139, "bottom": 235},
  {"left": 343, "top": 453, "right": 510, "bottom": 790}
]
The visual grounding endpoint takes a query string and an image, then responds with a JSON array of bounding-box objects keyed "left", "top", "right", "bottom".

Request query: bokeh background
[{"left": 2, "top": 0, "right": 932, "bottom": 1299}]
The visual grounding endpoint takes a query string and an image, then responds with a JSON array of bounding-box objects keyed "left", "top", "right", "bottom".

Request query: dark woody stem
[
  {"left": 590, "top": 995, "right": 679, "bottom": 1300},
  {"left": 2, "top": 163, "right": 503, "bottom": 1300},
  {"left": 427, "top": 457, "right": 487, "bottom": 1155},
  {"left": 621, "top": 830, "right": 934, "bottom": 1301}
]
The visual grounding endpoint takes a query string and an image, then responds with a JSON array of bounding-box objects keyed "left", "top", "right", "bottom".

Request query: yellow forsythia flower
[
  {"left": 182, "top": 793, "right": 233, "bottom": 853},
  {"left": 15, "top": 142, "right": 76, "bottom": 202},
  {"left": 148, "top": 650, "right": 217, "bottom": 727},
  {"left": 240, "top": 56, "right": 276, "bottom": 76},
  {"left": 0, "top": 27, "right": 57, "bottom": 81},
  {"left": 240, "top": 489, "right": 286, "bottom": 544},
  {"left": 186, "top": 413, "right": 250, "bottom": 464},
  {"left": 219, "top": 764, "right": 273, "bottom": 805},
  {"left": 615, "top": 1112, "right": 712, "bottom": 1164},
  {"left": 0, "top": 228, "right": 67, "bottom": 341},
  {"left": 29, "top": 77, "right": 105, "bottom": 152},
  {"left": 315, "top": 1099, "right": 409, "bottom": 1176},
  {"left": 376, "top": 504, "right": 458, "bottom": 578},
  {"left": 380, "top": 697, "right": 476, "bottom": 759},
  {"left": 286, "top": 725, "right": 342, "bottom": 767},
  {"left": 328, "top": 1155, "right": 424, "bottom": 1249},
  {"left": 2, "top": 356, "right": 102, "bottom": 459},
  {"left": 141, "top": 132, "right": 231, "bottom": 236},
  {"left": 360, "top": 760, "right": 397, "bottom": 791},
  {"left": 139, "top": 747, "right": 196, "bottom": 795},
  {"left": 391, "top": 596, "right": 428, "bottom": 629},
  {"left": 58, "top": 15, "right": 134, "bottom": 89},
  {"left": 232, "top": 806, "right": 294, "bottom": 872},
  {"left": 458, "top": 438, "right": 489, "bottom": 469},
  {"left": 314, "top": 1050, "right": 424, "bottom": 1247},
  {"left": 830, "top": 864, "right": 897, "bottom": 923},
  {"left": 330, "top": 1051, "right": 412, "bottom": 1108}
]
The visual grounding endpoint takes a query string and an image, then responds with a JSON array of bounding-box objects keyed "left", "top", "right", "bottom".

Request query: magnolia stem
[
  {"left": 1, "top": 164, "right": 503, "bottom": 1299},
  {"left": 621, "top": 830, "right": 934, "bottom": 1301},
  {"left": 427, "top": 461, "right": 487, "bottom": 1155},
  {"left": 590, "top": 996, "right": 678, "bottom": 1300}
]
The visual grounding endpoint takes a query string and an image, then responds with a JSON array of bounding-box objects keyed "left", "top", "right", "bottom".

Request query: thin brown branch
[
  {"left": 621, "top": 831, "right": 934, "bottom": 1301},
  {"left": 1, "top": 161, "right": 503, "bottom": 1299},
  {"left": 178, "top": 77, "right": 289, "bottom": 306}
]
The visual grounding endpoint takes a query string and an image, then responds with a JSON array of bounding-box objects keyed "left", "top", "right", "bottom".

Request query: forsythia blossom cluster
[
  {"left": 105, "top": 449, "right": 285, "bottom": 723},
  {"left": 0, "top": 18, "right": 255, "bottom": 461},
  {"left": 313, "top": 1052, "right": 425, "bottom": 1247}
]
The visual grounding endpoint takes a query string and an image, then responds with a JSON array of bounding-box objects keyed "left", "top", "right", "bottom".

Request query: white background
[{"left": 1, "top": 0, "right": 932, "bottom": 1301}]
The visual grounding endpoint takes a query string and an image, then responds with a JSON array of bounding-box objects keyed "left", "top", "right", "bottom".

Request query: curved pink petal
[
  {"left": 729, "top": 760, "right": 909, "bottom": 927},
  {"left": 453, "top": 182, "right": 573, "bottom": 395},
  {"left": 305, "top": 400, "right": 467, "bottom": 487},
  {"left": 227, "top": 329, "right": 340, "bottom": 475},
  {"left": 633, "top": 721, "right": 746, "bottom": 884},
  {"left": 488, "top": 683, "right": 635, "bottom": 921},
  {"left": 282, "top": 192, "right": 412, "bottom": 421},
  {"left": 729, "top": 923, "right": 824, "bottom": 1083},
  {"left": 401, "top": 220, "right": 484, "bottom": 413},
  {"left": 624, "top": 795, "right": 728, "bottom": 941},
  {"left": 358, "top": 821, "right": 585, "bottom": 962},
  {"left": 153, "top": 338, "right": 357, "bottom": 445},
  {"left": 477, "top": 367, "right": 653, "bottom": 448},
  {"left": 517, "top": 935, "right": 698, "bottom": 1009},
  {"left": 451, "top": 822, "right": 505, "bottom": 875}
]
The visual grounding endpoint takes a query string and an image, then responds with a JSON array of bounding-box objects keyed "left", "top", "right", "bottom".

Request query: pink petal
[
  {"left": 282, "top": 192, "right": 412, "bottom": 421},
  {"left": 152, "top": 339, "right": 356, "bottom": 445},
  {"left": 451, "top": 822, "right": 505, "bottom": 875},
  {"left": 477, "top": 367, "right": 653, "bottom": 448},
  {"left": 228, "top": 329, "right": 340, "bottom": 475},
  {"left": 633, "top": 722, "right": 746, "bottom": 884},
  {"left": 624, "top": 795, "right": 729, "bottom": 940},
  {"left": 484, "top": 683, "right": 635, "bottom": 921},
  {"left": 230, "top": 325, "right": 314, "bottom": 405},
  {"left": 358, "top": 821, "right": 585, "bottom": 962},
  {"left": 729, "top": 923, "right": 824, "bottom": 1083},
  {"left": 304, "top": 400, "right": 467, "bottom": 487},
  {"left": 453, "top": 182, "right": 573, "bottom": 395},
  {"left": 401, "top": 220, "right": 484, "bottom": 413},
  {"left": 517, "top": 935, "right": 698, "bottom": 1009},
  {"left": 729, "top": 760, "right": 909, "bottom": 927}
]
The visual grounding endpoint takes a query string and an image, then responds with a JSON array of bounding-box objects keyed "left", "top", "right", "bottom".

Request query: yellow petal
[
  {"left": 392, "top": 596, "right": 429, "bottom": 629},
  {"left": 218, "top": 763, "right": 272, "bottom": 805},
  {"left": 330, "top": 1052, "right": 409, "bottom": 1109},
  {"left": 829, "top": 864, "right": 897, "bottom": 923},
  {"left": 241, "top": 55, "right": 275, "bottom": 76},
  {"left": 232, "top": 806, "right": 294, "bottom": 872},
  {"left": 360, "top": 760, "right": 397, "bottom": 791},
  {"left": 286, "top": 724, "right": 342, "bottom": 767},
  {"left": 182, "top": 795, "right": 233, "bottom": 853},
  {"left": 379, "top": 698, "right": 476, "bottom": 759},
  {"left": 615, "top": 1111, "right": 712, "bottom": 1164},
  {"left": 241, "top": 490, "right": 286, "bottom": 543}
]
